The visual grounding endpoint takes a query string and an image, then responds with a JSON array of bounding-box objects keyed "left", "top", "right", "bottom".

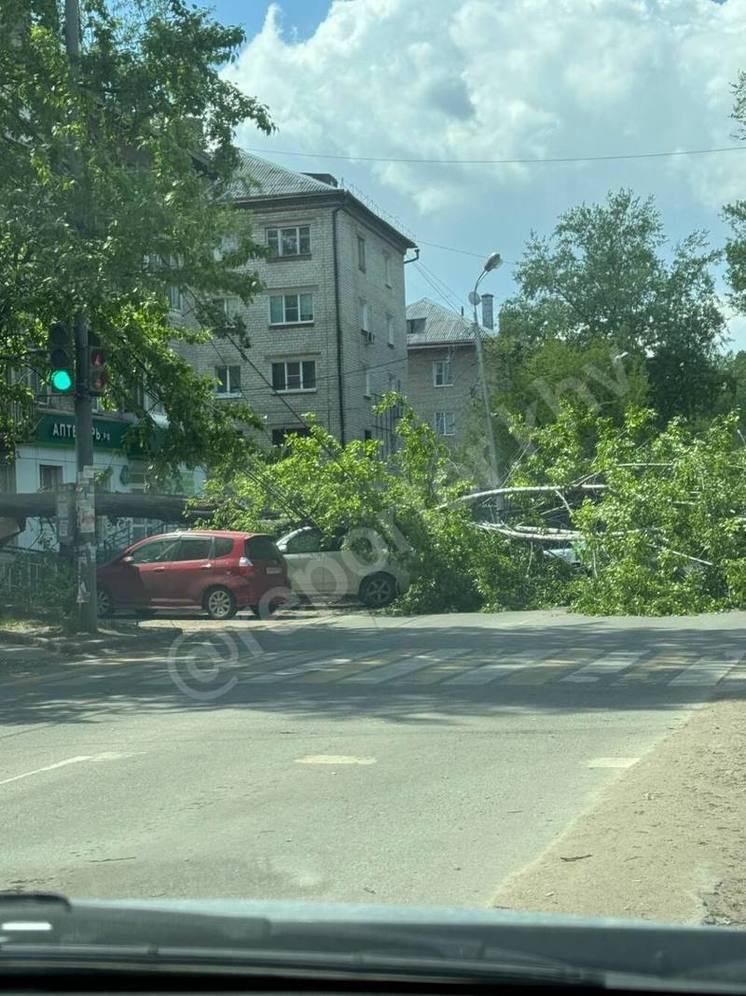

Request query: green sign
[{"left": 34, "top": 413, "right": 143, "bottom": 454}]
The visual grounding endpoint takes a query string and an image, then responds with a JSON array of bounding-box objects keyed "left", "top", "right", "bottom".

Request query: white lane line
[
  {"left": 0, "top": 752, "right": 137, "bottom": 787},
  {"left": 444, "top": 655, "right": 541, "bottom": 686},
  {"left": 561, "top": 652, "right": 644, "bottom": 683},
  {"left": 295, "top": 755, "right": 376, "bottom": 765},
  {"left": 670, "top": 659, "right": 739, "bottom": 687},
  {"left": 585, "top": 757, "right": 639, "bottom": 769},
  {"left": 247, "top": 657, "right": 352, "bottom": 683},
  {"left": 344, "top": 655, "right": 438, "bottom": 684}
]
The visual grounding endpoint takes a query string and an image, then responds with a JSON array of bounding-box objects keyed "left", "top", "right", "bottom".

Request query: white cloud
[{"left": 225, "top": 0, "right": 746, "bottom": 325}]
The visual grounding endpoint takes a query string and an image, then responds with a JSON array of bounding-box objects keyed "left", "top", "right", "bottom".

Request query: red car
[{"left": 96, "top": 530, "right": 289, "bottom": 620}]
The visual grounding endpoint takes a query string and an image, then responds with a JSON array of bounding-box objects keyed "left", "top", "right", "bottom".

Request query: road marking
[
  {"left": 444, "top": 656, "right": 541, "bottom": 686},
  {"left": 0, "top": 752, "right": 136, "bottom": 787},
  {"left": 670, "top": 659, "right": 738, "bottom": 686},
  {"left": 302, "top": 650, "right": 405, "bottom": 683},
  {"left": 402, "top": 651, "right": 477, "bottom": 684},
  {"left": 502, "top": 657, "right": 577, "bottom": 685},
  {"left": 295, "top": 755, "right": 376, "bottom": 765},
  {"left": 585, "top": 757, "right": 639, "bottom": 769},
  {"left": 344, "top": 655, "right": 441, "bottom": 684},
  {"left": 245, "top": 657, "right": 351, "bottom": 683},
  {"left": 561, "top": 652, "right": 644, "bottom": 683},
  {"left": 616, "top": 653, "right": 695, "bottom": 682}
]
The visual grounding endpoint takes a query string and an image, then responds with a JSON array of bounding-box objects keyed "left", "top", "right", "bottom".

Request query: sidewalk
[{"left": 491, "top": 690, "right": 746, "bottom": 926}]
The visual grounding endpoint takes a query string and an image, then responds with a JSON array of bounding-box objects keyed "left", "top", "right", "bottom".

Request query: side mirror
[{"left": 121, "top": 555, "right": 134, "bottom": 565}]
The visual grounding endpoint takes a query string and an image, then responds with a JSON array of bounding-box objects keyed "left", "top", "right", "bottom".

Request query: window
[
  {"left": 285, "top": 528, "right": 322, "bottom": 554},
  {"left": 386, "top": 314, "right": 395, "bottom": 347},
  {"left": 167, "top": 284, "right": 182, "bottom": 312},
  {"left": 364, "top": 368, "right": 371, "bottom": 397},
  {"left": 384, "top": 253, "right": 392, "bottom": 287},
  {"left": 39, "top": 464, "right": 63, "bottom": 491},
  {"left": 357, "top": 235, "right": 366, "bottom": 271},
  {"left": 215, "top": 365, "right": 242, "bottom": 395},
  {"left": 246, "top": 536, "right": 282, "bottom": 561},
  {"left": 388, "top": 373, "right": 397, "bottom": 392},
  {"left": 214, "top": 296, "right": 240, "bottom": 320},
  {"left": 360, "top": 300, "right": 370, "bottom": 332},
  {"left": 433, "top": 358, "right": 453, "bottom": 386},
  {"left": 272, "top": 360, "right": 317, "bottom": 393},
  {"left": 269, "top": 293, "right": 314, "bottom": 325},
  {"left": 271, "top": 426, "right": 312, "bottom": 446},
  {"left": 129, "top": 537, "right": 180, "bottom": 564},
  {"left": 214, "top": 537, "right": 234, "bottom": 557},
  {"left": 434, "top": 411, "right": 456, "bottom": 436},
  {"left": 0, "top": 462, "right": 16, "bottom": 494},
  {"left": 173, "top": 536, "right": 213, "bottom": 561},
  {"left": 364, "top": 429, "right": 372, "bottom": 441},
  {"left": 267, "top": 225, "right": 311, "bottom": 257}
]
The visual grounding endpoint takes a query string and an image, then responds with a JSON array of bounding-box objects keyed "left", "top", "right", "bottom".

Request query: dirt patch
[{"left": 491, "top": 695, "right": 746, "bottom": 925}]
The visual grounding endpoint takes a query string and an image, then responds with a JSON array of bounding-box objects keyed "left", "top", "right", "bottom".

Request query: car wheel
[
  {"left": 97, "top": 586, "right": 114, "bottom": 617},
  {"left": 359, "top": 572, "right": 397, "bottom": 608},
  {"left": 204, "top": 586, "right": 237, "bottom": 620}
]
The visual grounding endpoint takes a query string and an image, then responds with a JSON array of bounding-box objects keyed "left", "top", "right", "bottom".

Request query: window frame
[
  {"left": 433, "top": 358, "right": 453, "bottom": 387},
  {"left": 363, "top": 367, "right": 372, "bottom": 398},
  {"left": 214, "top": 364, "right": 242, "bottom": 396},
  {"left": 38, "top": 464, "right": 63, "bottom": 492},
  {"left": 384, "top": 252, "right": 392, "bottom": 287},
  {"left": 269, "top": 292, "right": 314, "bottom": 326},
  {"left": 357, "top": 235, "right": 366, "bottom": 272},
  {"left": 271, "top": 359, "right": 317, "bottom": 394},
  {"left": 386, "top": 314, "right": 395, "bottom": 347},
  {"left": 360, "top": 300, "right": 370, "bottom": 332},
  {"left": 434, "top": 411, "right": 456, "bottom": 436},
  {"left": 266, "top": 225, "right": 311, "bottom": 258},
  {"left": 172, "top": 536, "right": 214, "bottom": 562}
]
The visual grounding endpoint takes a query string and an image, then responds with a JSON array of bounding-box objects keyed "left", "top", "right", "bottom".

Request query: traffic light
[
  {"left": 88, "top": 338, "right": 109, "bottom": 395},
  {"left": 47, "top": 323, "right": 73, "bottom": 393}
]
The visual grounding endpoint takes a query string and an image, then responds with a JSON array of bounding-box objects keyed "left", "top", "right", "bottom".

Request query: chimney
[
  {"left": 481, "top": 293, "right": 494, "bottom": 330},
  {"left": 302, "top": 172, "right": 338, "bottom": 188}
]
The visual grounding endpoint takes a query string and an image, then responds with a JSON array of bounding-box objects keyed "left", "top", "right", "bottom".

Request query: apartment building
[
  {"left": 406, "top": 297, "right": 494, "bottom": 448},
  {"left": 179, "top": 152, "right": 416, "bottom": 452}
]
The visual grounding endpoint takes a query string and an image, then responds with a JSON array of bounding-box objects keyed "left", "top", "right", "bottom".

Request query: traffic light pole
[
  {"left": 74, "top": 313, "right": 98, "bottom": 632},
  {"left": 65, "top": 0, "right": 98, "bottom": 632}
]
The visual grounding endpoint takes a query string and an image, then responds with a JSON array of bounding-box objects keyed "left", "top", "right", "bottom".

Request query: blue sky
[{"left": 209, "top": 0, "right": 746, "bottom": 350}]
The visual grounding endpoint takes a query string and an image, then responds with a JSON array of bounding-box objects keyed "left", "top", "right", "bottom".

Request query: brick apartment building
[
  {"left": 405, "top": 297, "right": 495, "bottom": 449},
  {"left": 177, "top": 153, "right": 417, "bottom": 452}
]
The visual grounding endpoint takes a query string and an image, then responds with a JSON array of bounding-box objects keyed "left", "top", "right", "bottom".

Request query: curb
[{"left": 0, "top": 626, "right": 183, "bottom": 655}]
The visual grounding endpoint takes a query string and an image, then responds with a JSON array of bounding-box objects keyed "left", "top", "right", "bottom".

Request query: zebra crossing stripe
[
  {"left": 344, "top": 654, "right": 443, "bottom": 684},
  {"left": 246, "top": 656, "right": 353, "bottom": 683},
  {"left": 444, "top": 655, "right": 545, "bottom": 686},
  {"left": 670, "top": 659, "right": 738, "bottom": 687},
  {"left": 561, "top": 652, "right": 644, "bottom": 683},
  {"left": 302, "top": 650, "right": 411, "bottom": 683}
]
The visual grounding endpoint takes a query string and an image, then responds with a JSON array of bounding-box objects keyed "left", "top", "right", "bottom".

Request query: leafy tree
[
  {"left": 0, "top": 0, "right": 272, "bottom": 479},
  {"left": 517, "top": 404, "right": 746, "bottom": 615},
  {"left": 494, "top": 190, "right": 727, "bottom": 446},
  {"left": 201, "top": 398, "right": 570, "bottom": 614}
]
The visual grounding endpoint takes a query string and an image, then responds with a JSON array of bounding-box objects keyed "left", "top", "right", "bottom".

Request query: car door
[
  {"left": 316, "top": 529, "right": 357, "bottom": 598},
  {"left": 108, "top": 537, "right": 177, "bottom": 607},
  {"left": 277, "top": 528, "right": 333, "bottom": 598},
  {"left": 134, "top": 535, "right": 182, "bottom": 605},
  {"left": 154, "top": 534, "right": 216, "bottom": 606}
]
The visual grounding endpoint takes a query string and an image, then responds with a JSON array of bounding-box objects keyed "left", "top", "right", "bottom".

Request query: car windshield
[{"left": 2, "top": 0, "right": 746, "bottom": 974}]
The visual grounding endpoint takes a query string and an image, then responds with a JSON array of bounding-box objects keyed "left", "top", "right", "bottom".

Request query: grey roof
[
  {"left": 229, "top": 150, "right": 339, "bottom": 199},
  {"left": 406, "top": 298, "right": 490, "bottom": 346}
]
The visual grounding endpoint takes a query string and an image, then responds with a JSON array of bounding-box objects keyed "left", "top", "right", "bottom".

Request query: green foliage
[
  {"left": 202, "top": 398, "right": 574, "bottom": 615},
  {"left": 0, "top": 0, "right": 271, "bottom": 472},
  {"left": 519, "top": 405, "right": 746, "bottom": 615},
  {"left": 491, "top": 190, "right": 728, "bottom": 466}
]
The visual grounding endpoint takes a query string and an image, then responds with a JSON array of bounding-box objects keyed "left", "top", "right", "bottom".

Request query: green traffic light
[{"left": 50, "top": 369, "right": 73, "bottom": 392}]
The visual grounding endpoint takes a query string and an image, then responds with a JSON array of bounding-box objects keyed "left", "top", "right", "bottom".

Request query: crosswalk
[{"left": 165, "top": 643, "right": 745, "bottom": 691}]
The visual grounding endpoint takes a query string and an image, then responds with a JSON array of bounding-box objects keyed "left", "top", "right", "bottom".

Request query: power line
[
  {"left": 416, "top": 238, "right": 517, "bottom": 265},
  {"left": 248, "top": 143, "right": 746, "bottom": 167}
]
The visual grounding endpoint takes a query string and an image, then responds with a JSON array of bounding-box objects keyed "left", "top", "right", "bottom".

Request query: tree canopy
[
  {"left": 491, "top": 190, "right": 728, "bottom": 456},
  {"left": 0, "top": 0, "right": 272, "bottom": 479}
]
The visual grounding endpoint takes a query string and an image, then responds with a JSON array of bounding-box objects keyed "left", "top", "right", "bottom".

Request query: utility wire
[{"left": 248, "top": 143, "right": 746, "bottom": 167}]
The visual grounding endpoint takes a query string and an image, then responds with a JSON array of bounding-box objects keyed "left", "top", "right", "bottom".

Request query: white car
[{"left": 275, "top": 526, "right": 408, "bottom": 608}]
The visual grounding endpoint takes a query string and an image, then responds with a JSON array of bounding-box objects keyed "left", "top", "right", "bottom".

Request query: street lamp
[{"left": 469, "top": 252, "right": 502, "bottom": 488}]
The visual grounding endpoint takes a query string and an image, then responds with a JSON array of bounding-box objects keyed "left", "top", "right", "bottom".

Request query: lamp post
[{"left": 469, "top": 252, "right": 502, "bottom": 488}]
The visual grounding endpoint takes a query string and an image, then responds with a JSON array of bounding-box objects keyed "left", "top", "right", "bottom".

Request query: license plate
[{"left": 265, "top": 566, "right": 282, "bottom": 574}]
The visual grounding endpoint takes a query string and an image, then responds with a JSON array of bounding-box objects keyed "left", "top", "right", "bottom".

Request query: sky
[{"left": 209, "top": 0, "right": 746, "bottom": 350}]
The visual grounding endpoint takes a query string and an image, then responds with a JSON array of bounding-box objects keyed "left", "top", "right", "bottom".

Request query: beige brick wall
[
  {"left": 406, "top": 343, "right": 479, "bottom": 445},
  {"left": 176, "top": 198, "right": 408, "bottom": 448}
]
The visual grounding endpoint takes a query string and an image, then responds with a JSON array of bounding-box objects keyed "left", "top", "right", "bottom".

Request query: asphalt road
[{"left": 1, "top": 608, "right": 744, "bottom": 907}]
